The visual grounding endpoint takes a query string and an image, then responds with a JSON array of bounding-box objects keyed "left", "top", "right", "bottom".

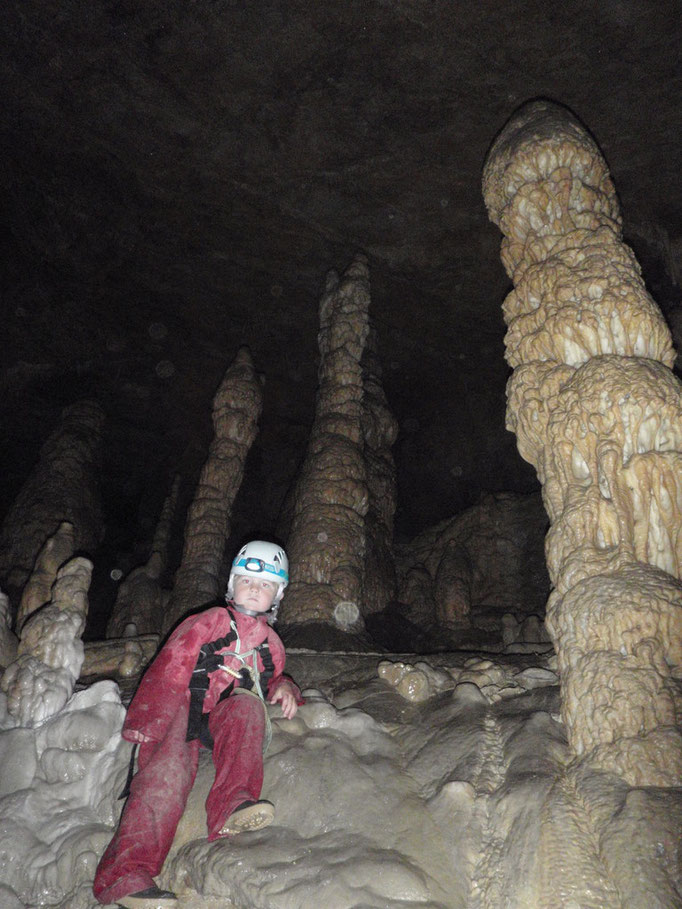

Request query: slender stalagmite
[
  {"left": 482, "top": 100, "right": 682, "bottom": 786},
  {"left": 106, "top": 475, "right": 180, "bottom": 637},
  {"left": 282, "top": 255, "right": 371, "bottom": 641},
  {"left": 1, "top": 556, "right": 92, "bottom": 726},
  {"left": 162, "top": 348, "right": 262, "bottom": 634},
  {"left": 361, "top": 326, "right": 398, "bottom": 615},
  {"left": 0, "top": 400, "right": 104, "bottom": 611},
  {"left": 15, "top": 521, "right": 75, "bottom": 633}
]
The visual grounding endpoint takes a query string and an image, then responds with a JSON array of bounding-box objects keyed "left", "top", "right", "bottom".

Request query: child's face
[{"left": 233, "top": 575, "right": 279, "bottom": 613}]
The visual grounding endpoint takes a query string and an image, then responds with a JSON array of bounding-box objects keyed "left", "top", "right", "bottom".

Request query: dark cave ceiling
[{"left": 2, "top": 0, "right": 681, "bottom": 554}]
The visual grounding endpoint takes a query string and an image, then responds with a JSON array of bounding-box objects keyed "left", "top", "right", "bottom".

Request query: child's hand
[{"left": 269, "top": 683, "right": 298, "bottom": 719}]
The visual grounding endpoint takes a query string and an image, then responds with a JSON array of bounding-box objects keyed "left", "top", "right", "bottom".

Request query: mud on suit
[{"left": 93, "top": 603, "right": 301, "bottom": 906}]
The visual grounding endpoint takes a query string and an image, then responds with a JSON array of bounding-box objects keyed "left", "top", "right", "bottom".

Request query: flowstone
[
  {"left": 151, "top": 651, "right": 680, "bottom": 909},
  {"left": 0, "top": 650, "right": 679, "bottom": 907}
]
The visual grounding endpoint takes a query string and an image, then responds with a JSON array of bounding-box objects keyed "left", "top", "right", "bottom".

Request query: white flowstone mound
[{"left": 0, "top": 681, "right": 130, "bottom": 908}]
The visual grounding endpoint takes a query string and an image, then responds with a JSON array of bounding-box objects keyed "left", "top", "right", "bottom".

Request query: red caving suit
[{"left": 93, "top": 603, "right": 301, "bottom": 906}]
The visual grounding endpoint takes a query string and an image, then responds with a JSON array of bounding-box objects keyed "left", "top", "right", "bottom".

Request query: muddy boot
[
  {"left": 117, "top": 884, "right": 177, "bottom": 908},
  {"left": 219, "top": 799, "right": 275, "bottom": 835}
]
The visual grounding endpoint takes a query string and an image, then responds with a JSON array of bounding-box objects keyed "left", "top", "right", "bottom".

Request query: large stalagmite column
[
  {"left": 0, "top": 400, "right": 104, "bottom": 610},
  {"left": 281, "top": 255, "right": 372, "bottom": 642},
  {"left": 482, "top": 100, "right": 682, "bottom": 786},
  {"left": 106, "top": 475, "right": 180, "bottom": 638},
  {"left": 162, "top": 348, "right": 262, "bottom": 634}
]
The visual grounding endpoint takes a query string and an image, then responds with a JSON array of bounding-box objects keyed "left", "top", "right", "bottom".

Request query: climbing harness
[
  {"left": 186, "top": 611, "right": 275, "bottom": 751},
  {"left": 118, "top": 743, "right": 138, "bottom": 800}
]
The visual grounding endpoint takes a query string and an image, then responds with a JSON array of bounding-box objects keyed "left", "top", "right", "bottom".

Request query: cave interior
[{"left": 2, "top": 1, "right": 681, "bottom": 646}]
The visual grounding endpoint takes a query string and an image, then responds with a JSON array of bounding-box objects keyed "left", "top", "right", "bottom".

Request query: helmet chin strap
[{"left": 230, "top": 600, "right": 273, "bottom": 619}]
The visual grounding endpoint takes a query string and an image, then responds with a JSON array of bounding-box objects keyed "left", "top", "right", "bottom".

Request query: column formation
[
  {"left": 482, "top": 100, "right": 682, "bottom": 785},
  {"left": 162, "top": 347, "right": 262, "bottom": 633},
  {"left": 283, "top": 255, "right": 371, "bottom": 638}
]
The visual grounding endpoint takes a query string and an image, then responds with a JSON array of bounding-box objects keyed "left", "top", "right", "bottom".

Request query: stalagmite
[
  {"left": 1, "top": 556, "right": 92, "bottom": 726},
  {"left": 106, "top": 475, "right": 180, "bottom": 637},
  {"left": 0, "top": 399, "right": 104, "bottom": 609},
  {"left": 396, "top": 492, "right": 549, "bottom": 644},
  {"left": 0, "top": 592, "right": 18, "bottom": 670},
  {"left": 359, "top": 326, "right": 399, "bottom": 615},
  {"left": 281, "top": 255, "right": 372, "bottom": 643},
  {"left": 162, "top": 348, "right": 263, "bottom": 634},
  {"left": 15, "top": 521, "right": 75, "bottom": 633},
  {"left": 482, "top": 99, "right": 682, "bottom": 786}
]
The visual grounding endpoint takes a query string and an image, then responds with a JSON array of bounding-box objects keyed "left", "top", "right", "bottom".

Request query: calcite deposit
[
  {"left": 1, "top": 647, "right": 681, "bottom": 907},
  {"left": 483, "top": 99, "right": 682, "bottom": 786},
  {"left": 283, "top": 255, "right": 372, "bottom": 639},
  {"left": 1, "top": 556, "right": 92, "bottom": 726},
  {"left": 360, "top": 327, "right": 399, "bottom": 616},
  {"left": 15, "top": 521, "right": 75, "bottom": 633},
  {"left": 0, "top": 400, "right": 104, "bottom": 608},
  {"left": 396, "top": 492, "right": 549, "bottom": 645},
  {"left": 163, "top": 348, "right": 263, "bottom": 633},
  {"left": 0, "top": 592, "right": 18, "bottom": 670},
  {"left": 106, "top": 475, "right": 179, "bottom": 638}
]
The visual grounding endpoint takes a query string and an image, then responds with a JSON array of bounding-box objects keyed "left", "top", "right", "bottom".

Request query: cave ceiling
[{"left": 2, "top": 0, "right": 681, "bottom": 554}]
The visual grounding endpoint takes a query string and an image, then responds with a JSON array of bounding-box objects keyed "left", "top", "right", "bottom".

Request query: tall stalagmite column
[
  {"left": 162, "top": 348, "right": 262, "bottom": 634},
  {"left": 282, "top": 255, "right": 372, "bottom": 642},
  {"left": 482, "top": 100, "right": 682, "bottom": 786},
  {"left": 361, "top": 327, "right": 399, "bottom": 615},
  {"left": 0, "top": 399, "right": 104, "bottom": 611},
  {"left": 106, "top": 475, "right": 180, "bottom": 637}
]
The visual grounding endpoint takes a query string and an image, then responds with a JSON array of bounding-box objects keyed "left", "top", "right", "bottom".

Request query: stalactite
[
  {"left": 482, "top": 99, "right": 682, "bottom": 786},
  {"left": 162, "top": 348, "right": 262, "bottom": 634},
  {"left": 0, "top": 400, "right": 104, "bottom": 609},
  {"left": 106, "top": 475, "right": 180, "bottom": 638},
  {"left": 282, "top": 255, "right": 371, "bottom": 642}
]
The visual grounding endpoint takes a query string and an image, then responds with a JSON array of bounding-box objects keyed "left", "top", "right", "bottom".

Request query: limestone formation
[
  {"left": 106, "top": 475, "right": 180, "bottom": 637},
  {"left": 162, "top": 348, "right": 263, "bottom": 633},
  {"left": 282, "top": 255, "right": 372, "bottom": 639},
  {"left": 360, "top": 327, "right": 399, "bottom": 615},
  {"left": 1, "top": 556, "right": 92, "bottom": 726},
  {"left": 0, "top": 592, "right": 18, "bottom": 670},
  {"left": 0, "top": 399, "right": 104, "bottom": 609},
  {"left": 483, "top": 100, "right": 682, "bottom": 786},
  {"left": 15, "top": 521, "right": 75, "bottom": 633},
  {"left": 396, "top": 492, "right": 549, "bottom": 642},
  {"left": 81, "top": 634, "right": 159, "bottom": 681}
]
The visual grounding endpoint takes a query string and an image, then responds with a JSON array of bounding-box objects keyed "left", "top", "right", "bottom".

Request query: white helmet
[{"left": 227, "top": 540, "right": 289, "bottom": 606}]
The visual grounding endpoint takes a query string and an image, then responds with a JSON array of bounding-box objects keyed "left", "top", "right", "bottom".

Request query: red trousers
[{"left": 93, "top": 692, "right": 266, "bottom": 905}]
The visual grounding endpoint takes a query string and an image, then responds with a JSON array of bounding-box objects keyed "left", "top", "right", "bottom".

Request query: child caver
[{"left": 94, "top": 541, "right": 301, "bottom": 909}]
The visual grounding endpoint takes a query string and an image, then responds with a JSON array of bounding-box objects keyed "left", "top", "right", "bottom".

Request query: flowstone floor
[
  {"left": 1, "top": 649, "right": 680, "bottom": 908},
  {"left": 158, "top": 650, "right": 681, "bottom": 909}
]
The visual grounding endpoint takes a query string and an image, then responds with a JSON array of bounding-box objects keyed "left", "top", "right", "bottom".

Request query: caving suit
[{"left": 93, "top": 603, "right": 301, "bottom": 906}]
